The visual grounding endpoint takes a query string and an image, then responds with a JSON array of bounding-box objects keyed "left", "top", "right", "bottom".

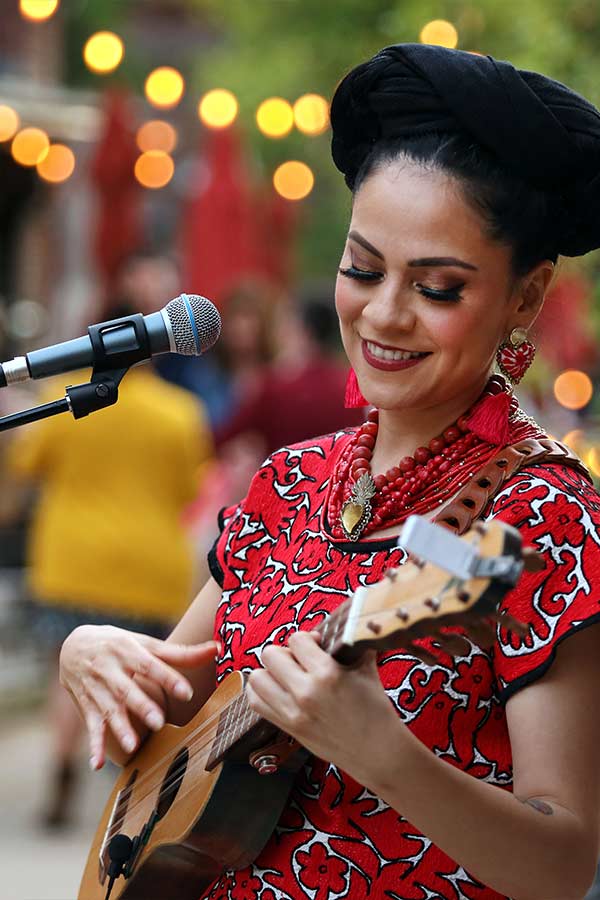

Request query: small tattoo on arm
[{"left": 521, "top": 797, "right": 554, "bottom": 815}]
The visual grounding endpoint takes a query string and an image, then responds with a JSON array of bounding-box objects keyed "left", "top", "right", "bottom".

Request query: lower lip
[{"left": 361, "top": 341, "right": 429, "bottom": 371}]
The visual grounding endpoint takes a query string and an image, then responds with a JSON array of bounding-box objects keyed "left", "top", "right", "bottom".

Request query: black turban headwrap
[{"left": 330, "top": 43, "right": 600, "bottom": 256}]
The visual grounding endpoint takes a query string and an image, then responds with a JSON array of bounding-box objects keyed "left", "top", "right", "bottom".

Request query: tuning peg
[{"left": 521, "top": 548, "right": 545, "bottom": 573}]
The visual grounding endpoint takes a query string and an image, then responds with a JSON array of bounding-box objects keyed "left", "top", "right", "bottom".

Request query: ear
[{"left": 509, "top": 260, "right": 556, "bottom": 330}]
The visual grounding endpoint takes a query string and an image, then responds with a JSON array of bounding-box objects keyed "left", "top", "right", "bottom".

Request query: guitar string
[{"left": 103, "top": 596, "right": 478, "bottom": 837}]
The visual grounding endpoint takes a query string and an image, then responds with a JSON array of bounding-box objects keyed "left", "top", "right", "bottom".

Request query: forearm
[{"left": 364, "top": 722, "right": 595, "bottom": 900}]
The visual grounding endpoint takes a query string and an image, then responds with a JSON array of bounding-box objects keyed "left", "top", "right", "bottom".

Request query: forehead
[{"left": 350, "top": 160, "right": 501, "bottom": 264}]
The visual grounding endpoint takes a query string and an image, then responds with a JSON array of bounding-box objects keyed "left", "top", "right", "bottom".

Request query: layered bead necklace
[{"left": 328, "top": 375, "right": 536, "bottom": 541}]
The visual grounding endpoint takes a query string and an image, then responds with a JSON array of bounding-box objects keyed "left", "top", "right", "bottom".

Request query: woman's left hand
[{"left": 246, "top": 632, "right": 403, "bottom": 785}]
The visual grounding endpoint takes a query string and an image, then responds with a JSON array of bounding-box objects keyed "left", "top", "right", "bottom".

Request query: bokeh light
[
  {"left": 136, "top": 120, "right": 177, "bottom": 154},
  {"left": 553, "top": 369, "right": 593, "bottom": 410},
  {"left": 145, "top": 67, "right": 184, "bottom": 109},
  {"left": 11, "top": 127, "right": 49, "bottom": 166},
  {"left": 273, "top": 161, "right": 314, "bottom": 200},
  {"left": 19, "top": 0, "right": 59, "bottom": 21},
  {"left": 0, "top": 106, "right": 20, "bottom": 143},
  {"left": 198, "top": 89, "right": 239, "bottom": 129},
  {"left": 587, "top": 447, "right": 600, "bottom": 477},
  {"left": 256, "top": 98, "right": 294, "bottom": 138},
  {"left": 37, "top": 144, "right": 75, "bottom": 183},
  {"left": 83, "top": 31, "right": 124, "bottom": 75},
  {"left": 293, "top": 94, "right": 329, "bottom": 135},
  {"left": 134, "top": 151, "right": 174, "bottom": 189},
  {"left": 420, "top": 19, "right": 459, "bottom": 48},
  {"left": 561, "top": 429, "right": 586, "bottom": 453}
]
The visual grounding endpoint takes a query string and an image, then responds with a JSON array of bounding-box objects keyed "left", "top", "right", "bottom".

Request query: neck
[{"left": 370, "top": 376, "right": 490, "bottom": 475}]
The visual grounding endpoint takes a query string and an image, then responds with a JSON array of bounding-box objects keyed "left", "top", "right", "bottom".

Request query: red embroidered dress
[{"left": 204, "top": 427, "right": 600, "bottom": 900}]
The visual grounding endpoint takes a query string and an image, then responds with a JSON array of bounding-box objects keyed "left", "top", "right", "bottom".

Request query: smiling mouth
[{"left": 364, "top": 340, "right": 430, "bottom": 362}]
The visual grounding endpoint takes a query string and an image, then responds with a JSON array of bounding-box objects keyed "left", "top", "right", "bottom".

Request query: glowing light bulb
[
  {"left": 145, "top": 68, "right": 185, "bottom": 110},
  {"left": 0, "top": 106, "right": 20, "bottom": 143},
  {"left": 12, "top": 127, "right": 50, "bottom": 166},
  {"left": 553, "top": 370, "right": 593, "bottom": 410},
  {"left": 293, "top": 94, "right": 329, "bottom": 136},
  {"left": 136, "top": 120, "right": 177, "bottom": 154},
  {"left": 19, "top": 0, "right": 59, "bottom": 22},
  {"left": 37, "top": 144, "right": 75, "bottom": 183},
  {"left": 273, "top": 161, "right": 314, "bottom": 200},
  {"left": 256, "top": 98, "right": 294, "bottom": 138},
  {"left": 134, "top": 151, "right": 174, "bottom": 189},
  {"left": 198, "top": 89, "right": 239, "bottom": 129},
  {"left": 420, "top": 20, "right": 459, "bottom": 48},
  {"left": 83, "top": 31, "right": 124, "bottom": 74}
]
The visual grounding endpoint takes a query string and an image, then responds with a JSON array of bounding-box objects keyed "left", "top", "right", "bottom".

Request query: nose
[{"left": 361, "top": 283, "right": 417, "bottom": 335}]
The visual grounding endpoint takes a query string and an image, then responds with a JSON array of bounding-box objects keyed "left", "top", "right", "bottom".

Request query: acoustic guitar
[{"left": 79, "top": 515, "right": 539, "bottom": 900}]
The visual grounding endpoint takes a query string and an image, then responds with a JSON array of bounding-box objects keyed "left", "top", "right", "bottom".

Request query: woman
[{"left": 60, "top": 44, "right": 600, "bottom": 899}]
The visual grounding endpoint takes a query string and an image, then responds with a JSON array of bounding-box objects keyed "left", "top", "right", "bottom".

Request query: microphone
[{"left": 0, "top": 293, "right": 221, "bottom": 387}]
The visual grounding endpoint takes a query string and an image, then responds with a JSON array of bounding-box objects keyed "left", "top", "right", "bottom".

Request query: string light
[
  {"left": 293, "top": 94, "right": 329, "bottom": 135},
  {"left": 0, "top": 106, "right": 20, "bottom": 143},
  {"left": 134, "top": 151, "right": 174, "bottom": 189},
  {"left": 587, "top": 447, "right": 600, "bottom": 478},
  {"left": 256, "top": 98, "right": 294, "bottom": 138},
  {"left": 11, "top": 127, "right": 49, "bottom": 166},
  {"left": 83, "top": 31, "right": 124, "bottom": 74},
  {"left": 420, "top": 20, "right": 459, "bottom": 48},
  {"left": 136, "top": 120, "right": 177, "bottom": 154},
  {"left": 198, "top": 89, "right": 239, "bottom": 129},
  {"left": 145, "top": 68, "right": 184, "bottom": 109},
  {"left": 553, "top": 370, "right": 593, "bottom": 410},
  {"left": 273, "top": 161, "right": 314, "bottom": 200},
  {"left": 37, "top": 144, "right": 75, "bottom": 183},
  {"left": 19, "top": 0, "right": 59, "bottom": 21}
]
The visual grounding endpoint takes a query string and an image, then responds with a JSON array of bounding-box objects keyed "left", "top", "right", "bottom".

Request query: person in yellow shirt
[{"left": 4, "top": 364, "right": 213, "bottom": 826}]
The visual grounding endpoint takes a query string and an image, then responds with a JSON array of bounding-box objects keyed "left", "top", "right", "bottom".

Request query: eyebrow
[{"left": 348, "top": 230, "right": 478, "bottom": 271}]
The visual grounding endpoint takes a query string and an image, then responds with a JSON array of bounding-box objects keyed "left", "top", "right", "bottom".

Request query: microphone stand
[{"left": 0, "top": 367, "right": 129, "bottom": 433}]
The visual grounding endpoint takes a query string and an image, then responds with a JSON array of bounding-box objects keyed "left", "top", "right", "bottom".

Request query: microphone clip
[
  {"left": 66, "top": 368, "right": 129, "bottom": 420},
  {"left": 88, "top": 314, "right": 151, "bottom": 372}
]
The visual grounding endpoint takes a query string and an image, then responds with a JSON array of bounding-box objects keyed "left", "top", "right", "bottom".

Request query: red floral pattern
[{"left": 202, "top": 433, "right": 600, "bottom": 900}]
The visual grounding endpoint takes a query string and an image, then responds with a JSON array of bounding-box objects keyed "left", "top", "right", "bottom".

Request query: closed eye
[
  {"left": 338, "top": 265, "right": 383, "bottom": 282},
  {"left": 416, "top": 283, "right": 465, "bottom": 303}
]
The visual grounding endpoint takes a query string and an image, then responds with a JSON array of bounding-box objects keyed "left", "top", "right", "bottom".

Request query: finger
[
  {"left": 245, "top": 679, "right": 284, "bottom": 731},
  {"left": 80, "top": 694, "right": 107, "bottom": 770},
  {"left": 138, "top": 637, "right": 220, "bottom": 668},
  {"left": 248, "top": 668, "right": 295, "bottom": 716},
  {"left": 107, "top": 668, "right": 166, "bottom": 732},
  {"left": 87, "top": 677, "right": 141, "bottom": 756},
  {"left": 114, "top": 645, "right": 196, "bottom": 702},
  {"left": 261, "top": 645, "right": 310, "bottom": 692},
  {"left": 287, "top": 631, "right": 335, "bottom": 673}
]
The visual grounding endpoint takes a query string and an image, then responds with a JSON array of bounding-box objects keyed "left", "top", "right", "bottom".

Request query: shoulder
[{"left": 488, "top": 461, "right": 600, "bottom": 531}]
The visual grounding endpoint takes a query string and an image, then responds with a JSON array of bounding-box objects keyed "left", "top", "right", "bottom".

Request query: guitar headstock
[{"left": 333, "top": 517, "right": 538, "bottom": 662}]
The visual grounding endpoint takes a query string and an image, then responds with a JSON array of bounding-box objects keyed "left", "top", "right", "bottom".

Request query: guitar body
[{"left": 79, "top": 672, "right": 304, "bottom": 900}]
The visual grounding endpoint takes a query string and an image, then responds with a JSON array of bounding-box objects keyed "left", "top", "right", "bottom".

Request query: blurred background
[{"left": 1, "top": 1, "right": 600, "bottom": 898}]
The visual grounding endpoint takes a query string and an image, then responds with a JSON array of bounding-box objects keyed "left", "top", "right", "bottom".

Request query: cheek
[{"left": 334, "top": 275, "right": 362, "bottom": 326}]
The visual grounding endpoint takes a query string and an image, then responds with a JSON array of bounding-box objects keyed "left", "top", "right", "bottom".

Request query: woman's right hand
[{"left": 59, "top": 624, "right": 219, "bottom": 770}]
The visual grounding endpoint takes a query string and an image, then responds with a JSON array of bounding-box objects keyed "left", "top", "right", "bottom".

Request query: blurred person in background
[
  {"left": 156, "top": 277, "right": 280, "bottom": 430},
  {"left": 1, "top": 265, "right": 214, "bottom": 828},
  {"left": 214, "top": 284, "right": 366, "bottom": 455}
]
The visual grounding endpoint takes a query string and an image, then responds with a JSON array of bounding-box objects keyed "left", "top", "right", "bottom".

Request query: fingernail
[
  {"left": 146, "top": 712, "right": 164, "bottom": 730},
  {"left": 175, "top": 682, "right": 193, "bottom": 701},
  {"left": 123, "top": 735, "right": 137, "bottom": 752},
  {"left": 89, "top": 756, "right": 98, "bottom": 771}
]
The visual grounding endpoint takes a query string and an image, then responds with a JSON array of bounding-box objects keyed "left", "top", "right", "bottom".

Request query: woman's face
[{"left": 335, "top": 159, "right": 534, "bottom": 415}]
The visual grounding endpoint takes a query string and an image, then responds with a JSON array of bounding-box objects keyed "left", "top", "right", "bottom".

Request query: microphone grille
[{"left": 165, "top": 293, "right": 221, "bottom": 356}]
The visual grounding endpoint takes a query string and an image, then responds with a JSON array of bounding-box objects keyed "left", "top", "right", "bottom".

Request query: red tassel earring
[
  {"left": 496, "top": 328, "right": 536, "bottom": 385},
  {"left": 344, "top": 368, "right": 368, "bottom": 408}
]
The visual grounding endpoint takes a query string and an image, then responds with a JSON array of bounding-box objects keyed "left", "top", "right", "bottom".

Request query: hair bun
[{"left": 330, "top": 43, "right": 600, "bottom": 256}]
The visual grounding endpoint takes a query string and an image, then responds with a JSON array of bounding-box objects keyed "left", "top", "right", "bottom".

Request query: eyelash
[{"left": 338, "top": 265, "right": 465, "bottom": 303}]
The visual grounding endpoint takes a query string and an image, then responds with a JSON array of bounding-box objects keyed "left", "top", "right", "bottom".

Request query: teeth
[{"left": 366, "top": 341, "right": 424, "bottom": 361}]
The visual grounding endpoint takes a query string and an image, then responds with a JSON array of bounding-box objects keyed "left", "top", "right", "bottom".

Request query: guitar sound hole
[{"left": 155, "top": 747, "right": 189, "bottom": 820}]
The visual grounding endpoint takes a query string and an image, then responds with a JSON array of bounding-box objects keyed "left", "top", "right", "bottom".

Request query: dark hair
[{"left": 351, "top": 132, "right": 567, "bottom": 277}]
